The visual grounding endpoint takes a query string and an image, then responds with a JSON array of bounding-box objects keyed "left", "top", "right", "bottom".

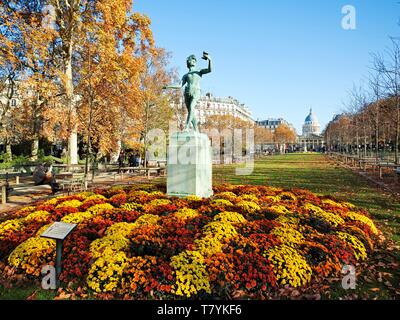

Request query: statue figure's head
[{"left": 186, "top": 55, "right": 197, "bottom": 68}]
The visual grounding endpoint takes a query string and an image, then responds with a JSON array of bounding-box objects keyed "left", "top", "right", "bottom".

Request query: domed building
[
  {"left": 302, "top": 108, "right": 321, "bottom": 136},
  {"left": 297, "top": 108, "right": 325, "bottom": 152}
]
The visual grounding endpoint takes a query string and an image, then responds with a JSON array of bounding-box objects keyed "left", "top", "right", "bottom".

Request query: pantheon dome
[{"left": 302, "top": 108, "right": 321, "bottom": 137}]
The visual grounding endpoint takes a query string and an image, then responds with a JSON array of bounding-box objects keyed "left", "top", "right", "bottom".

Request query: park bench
[
  {"left": 55, "top": 173, "right": 89, "bottom": 194},
  {"left": 358, "top": 158, "right": 379, "bottom": 171},
  {"left": 145, "top": 167, "right": 166, "bottom": 178},
  {"left": 157, "top": 160, "right": 167, "bottom": 167},
  {"left": 54, "top": 172, "right": 74, "bottom": 180},
  {"left": 0, "top": 171, "right": 24, "bottom": 185},
  {"left": 53, "top": 164, "right": 86, "bottom": 173},
  {"left": 117, "top": 167, "right": 166, "bottom": 179},
  {"left": 117, "top": 167, "right": 139, "bottom": 174},
  {"left": 347, "top": 155, "right": 365, "bottom": 167},
  {"left": 377, "top": 163, "right": 400, "bottom": 179}
]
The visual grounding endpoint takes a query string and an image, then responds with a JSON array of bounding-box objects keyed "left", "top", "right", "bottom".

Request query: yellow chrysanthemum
[
  {"left": 83, "top": 194, "right": 107, "bottom": 203},
  {"left": 86, "top": 203, "right": 114, "bottom": 215},
  {"left": 105, "top": 222, "right": 137, "bottom": 238},
  {"left": 203, "top": 221, "right": 237, "bottom": 241},
  {"left": 210, "top": 199, "right": 234, "bottom": 207},
  {"left": 185, "top": 195, "right": 202, "bottom": 201},
  {"left": 0, "top": 219, "right": 25, "bottom": 239},
  {"left": 194, "top": 236, "right": 224, "bottom": 257},
  {"left": 122, "top": 202, "right": 143, "bottom": 211},
  {"left": 337, "top": 232, "right": 368, "bottom": 261},
  {"left": 346, "top": 212, "right": 379, "bottom": 235},
  {"left": 214, "top": 192, "right": 237, "bottom": 202},
  {"left": 268, "top": 205, "right": 291, "bottom": 215},
  {"left": 236, "top": 200, "right": 261, "bottom": 214},
  {"left": 8, "top": 237, "right": 56, "bottom": 276},
  {"left": 266, "top": 245, "right": 312, "bottom": 288},
  {"left": 272, "top": 226, "right": 305, "bottom": 246},
  {"left": 214, "top": 211, "right": 246, "bottom": 224},
  {"left": 133, "top": 214, "right": 160, "bottom": 227},
  {"left": 238, "top": 194, "right": 259, "bottom": 203},
  {"left": 15, "top": 206, "right": 37, "bottom": 217},
  {"left": 276, "top": 215, "right": 300, "bottom": 226},
  {"left": 264, "top": 195, "right": 281, "bottom": 203},
  {"left": 90, "top": 235, "right": 131, "bottom": 259},
  {"left": 56, "top": 200, "right": 83, "bottom": 209},
  {"left": 61, "top": 212, "right": 94, "bottom": 224},
  {"left": 175, "top": 208, "right": 199, "bottom": 220},
  {"left": 87, "top": 251, "right": 129, "bottom": 293},
  {"left": 149, "top": 199, "right": 172, "bottom": 207},
  {"left": 24, "top": 211, "right": 51, "bottom": 223},
  {"left": 42, "top": 198, "right": 59, "bottom": 206},
  {"left": 170, "top": 250, "right": 211, "bottom": 298},
  {"left": 303, "top": 203, "right": 345, "bottom": 227}
]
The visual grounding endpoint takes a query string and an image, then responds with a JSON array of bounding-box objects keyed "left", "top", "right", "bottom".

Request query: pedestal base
[{"left": 167, "top": 131, "right": 213, "bottom": 198}]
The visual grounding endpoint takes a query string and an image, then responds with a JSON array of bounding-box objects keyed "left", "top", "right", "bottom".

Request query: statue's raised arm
[{"left": 200, "top": 52, "right": 212, "bottom": 75}]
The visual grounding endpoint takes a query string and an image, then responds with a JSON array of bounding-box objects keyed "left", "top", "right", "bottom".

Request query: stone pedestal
[{"left": 167, "top": 131, "right": 213, "bottom": 198}]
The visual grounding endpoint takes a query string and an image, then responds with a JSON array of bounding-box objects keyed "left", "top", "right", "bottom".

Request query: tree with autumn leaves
[
  {"left": 254, "top": 126, "right": 273, "bottom": 152},
  {"left": 325, "top": 37, "right": 400, "bottom": 163},
  {"left": 0, "top": 0, "right": 173, "bottom": 166},
  {"left": 202, "top": 114, "right": 297, "bottom": 158},
  {"left": 274, "top": 124, "right": 297, "bottom": 153},
  {"left": 202, "top": 114, "right": 254, "bottom": 161},
  {"left": 138, "top": 49, "right": 175, "bottom": 167},
  {"left": 0, "top": 0, "right": 60, "bottom": 161}
]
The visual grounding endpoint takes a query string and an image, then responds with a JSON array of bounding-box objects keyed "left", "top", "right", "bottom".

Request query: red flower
[{"left": 108, "top": 193, "right": 127, "bottom": 207}]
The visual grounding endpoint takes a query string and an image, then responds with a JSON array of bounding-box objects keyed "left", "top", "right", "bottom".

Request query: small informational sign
[{"left": 41, "top": 222, "right": 77, "bottom": 240}]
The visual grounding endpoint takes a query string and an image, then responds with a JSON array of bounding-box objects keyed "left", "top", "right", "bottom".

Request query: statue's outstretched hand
[{"left": 202, "top": 52, "right": 211, "bottom": 61}]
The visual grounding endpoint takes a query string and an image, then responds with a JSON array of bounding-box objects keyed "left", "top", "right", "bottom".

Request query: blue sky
[{"left": 134, "top": 0, "right": 399, "bottom": 133}]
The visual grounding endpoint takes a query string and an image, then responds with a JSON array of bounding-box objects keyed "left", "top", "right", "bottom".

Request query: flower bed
[{"left": 0, "top": 184, "right": 381, "bottom": 299}]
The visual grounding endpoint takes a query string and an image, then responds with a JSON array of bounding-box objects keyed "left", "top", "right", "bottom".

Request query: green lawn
[
  {"left": 213, "top": 153, "right": 400, "bottom": 244},
  {"left": 0, "top": 285, "right": 57, "bottom": 300}
]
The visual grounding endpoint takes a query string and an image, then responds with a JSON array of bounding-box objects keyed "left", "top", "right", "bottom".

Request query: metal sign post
[{"left": 40, "top": 222, "right": 77, "bottom": 287}]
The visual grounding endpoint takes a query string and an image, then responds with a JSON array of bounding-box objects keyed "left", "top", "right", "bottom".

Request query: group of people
[{"left": 118, "top": 150, "right": 143, "bottom": 168}]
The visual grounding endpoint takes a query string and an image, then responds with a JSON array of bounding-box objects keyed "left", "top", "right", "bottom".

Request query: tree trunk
[
  {"left": 375, "top": 111, "right": 379, "bottom": 161},
  {"left": 363, "top": 120, "right": 367, "bottom": 158},
  {"left": 31, "top": 137, "right": 39, "bottom": 161},
  {"left": 5, "top": 141, "right": 12, "bottom": 162},
  {"left": 65, "top": 42, "right": 78, "bottom": 165},
  {"left": 382, "top": 122, "right": 386, "bottom": 159},
  {"left": 396, "top": 106, "right": 400, "bottom": 164},
  {"left": 356, "top": 128, "right": 359, "bottom": 158},
  {"left": 2, "top": 94, "right": 13, "bottom": 162},
  {"left": 85, "top": 93, "right": 94, "bottom": 177},
  {"left": 84, "top": 135, "right": 91, "bottom": 177},
  {"left": 110, "top": 140, "right": 121, "bottom": 163},
  {"left": 143, "top": 102, "right": 149, "bottom": 169},
  {"left": 30, "top": 101, "right": 41, "bottom": 161}
]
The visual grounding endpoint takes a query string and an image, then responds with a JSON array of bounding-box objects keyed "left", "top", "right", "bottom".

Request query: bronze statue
[{"left": 164, "top": 52, "right": 212, "bottom": 132}]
